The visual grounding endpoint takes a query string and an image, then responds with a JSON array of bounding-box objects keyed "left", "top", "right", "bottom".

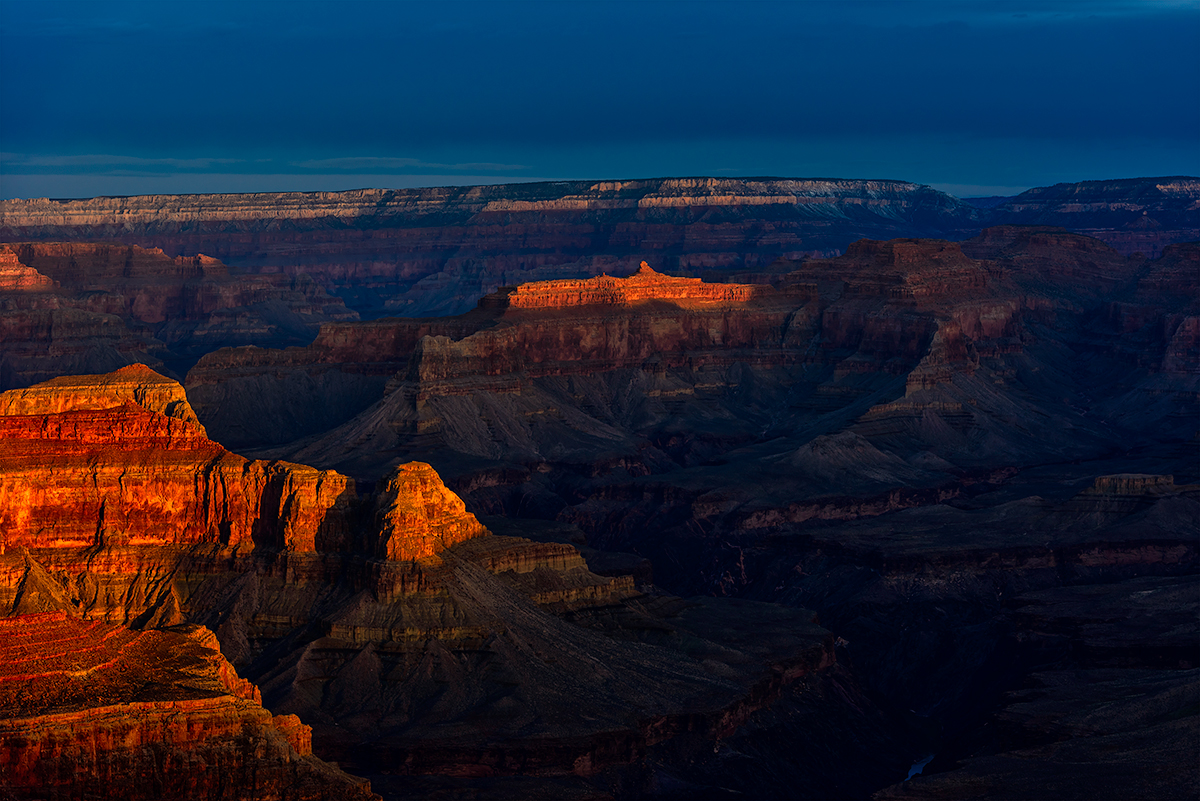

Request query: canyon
[
  {"left": 0, "top": 366, "right": 894, "bottom": 799},
  {"left": 3, "top": 177, "right": 1194, "bottom": 324},
  {"left": 0, "top": 241, "right": 356, "bottom": 391},
  {"left": 182, "top": 226, "right": 1195, "bottom": 799},
  {"left": 0, "top": 176, "right": 1195, "bottom": 800}
]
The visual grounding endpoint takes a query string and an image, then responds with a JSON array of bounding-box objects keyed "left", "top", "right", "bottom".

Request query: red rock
[
  {"left": 497, "top": 261, "right": 762, "bottom": 308},
  {"left": 0, "top": 246, "right": 55, "bottom": 291},
  {"left": 0, "top": 367, "right": 354, "bottom": 555},
  {"left": 373, "top": 462, "right": 486, "bottom": 561},
  {"left": 0, "top": 612, "right": 378, "bottom": 800}
]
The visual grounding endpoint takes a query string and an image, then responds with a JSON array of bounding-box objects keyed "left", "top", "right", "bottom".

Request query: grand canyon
[{"left": 0, "top": 175, "right": 1196, "bottom": 800}]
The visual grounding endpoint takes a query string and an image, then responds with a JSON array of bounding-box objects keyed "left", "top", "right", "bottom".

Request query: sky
[{"left": 1, "top": 0, "right": 1197, "bottom": 200}]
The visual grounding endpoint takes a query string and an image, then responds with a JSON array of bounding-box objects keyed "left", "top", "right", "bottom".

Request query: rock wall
[
  {"left": 0, "top": 370, "right": 354, "bottom": 554},
  {"left": 987, "top": 176, "right": 1200, "bottom": 257},
  {"left": 0, "top": 612, "right": 378, "bottom": 801},
  {"left": 0, "top": 243, "right": 357, "bottom": 391},
  {"left": 496, "top": 261, "right": 762, "bottom": 308},
  {"left": 0, "top": 179, "right": 985, "bottom": 317}
]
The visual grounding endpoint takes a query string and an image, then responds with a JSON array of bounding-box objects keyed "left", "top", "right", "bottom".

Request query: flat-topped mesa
[
  {"left": 0, "top": 246, "right": 56, "bottom": 291},
  {"left": 0, "top": 363, "right": 206, "bottom": 432},
  {"left": 1081, "top": 474, "right": 1179, "bottom": 497},
  {"left": 801, "top": 239, "right": 990, "bottom": 299},
  {"left": 374, "top": 462, "right": 487, "bottom": 562},
  {"left": 487, "top": 262, "right": 763, "bottom": 309}
]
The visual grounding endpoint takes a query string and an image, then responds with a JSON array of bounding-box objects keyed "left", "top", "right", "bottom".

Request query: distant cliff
[
  {"left": 0, "top": 178, "right": 985, "bottom": 316},
  {"left": 988, "top": 176, "right": 1200, "bottom": 258}
]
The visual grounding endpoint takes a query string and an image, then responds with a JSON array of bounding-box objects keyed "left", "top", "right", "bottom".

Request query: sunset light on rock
[{"left": 0, "top": 1, "right": 1196, "bottom": 799}]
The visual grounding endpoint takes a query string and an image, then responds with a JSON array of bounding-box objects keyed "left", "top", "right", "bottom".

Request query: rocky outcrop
[
  {"left": 0, "top": 368, "right": 355, "bottom": 556},
  {"left": 0, "top": 612, "right": 378, "bottom": 800},
  {"left": 0, "top": 247, "right": 55, "bottom": 291},
  {"left": 373, "top": 462, "right": 486, "bottom": 561},
  {"left": 0, "top": 362, "right": 205, "bottom": 428},
  {"left": 495, "top": 261, "right": 762, "bottom": 308}
]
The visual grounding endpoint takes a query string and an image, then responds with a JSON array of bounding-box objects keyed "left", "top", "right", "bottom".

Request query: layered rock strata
[
  {"left": 987, "top": 176, "right": 1200, "bottom": 257},
  {"left": 0, "top": 366, "right": 850, "bottom": 798},
  {"left": 0, "top": 612, "right": 377, "bottom": 800},
  {"left": 0, "top": 366, "right": 354, "bottom": 557},
  {"left": 0, "top": 179, "right": 986, "bottom": 316},
  {"left": 0, "top": 242, "right": 356, "bottom": 391}
]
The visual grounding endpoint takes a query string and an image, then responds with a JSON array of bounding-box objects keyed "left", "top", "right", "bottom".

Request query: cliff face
[
  {"left": 0, "top": 366, "right": 354, "bottom": 557},
  {"left": 496, "top": 261, "right": 763, "bottom": 308},
  {"left": 373, "top": 462, "right": 486, "bottom": 561},
  {"left": 0, "top": 242, "right": 357, "bottom": 391},
  {"left": 0, "top": 179, "right": 985, "bottom": 317},
  {"left": 0, "top": 366, "right": 852, "bottom": 799},
  {"left": 988, "top": 176, "right": 1200, "bottom": 257},
  {"left": 2, "top": 177, "right": 1192, "bottom": 324},
  {"left": 0, "top": 612, "right": 378, "bottom": 800}
]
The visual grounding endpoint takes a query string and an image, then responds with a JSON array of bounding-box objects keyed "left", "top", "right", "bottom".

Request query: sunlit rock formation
[
  {"left": 0, "top": 365, "right": 866, "bottom": 798},
  {"left": 0, "top": 365, "right": 352, "bottom": 557},
  {"left": 373, "top": 462, "right": 486, "bottom": 561},
  {"left": 0, "top": 612, "right": 378, "bottom": 800},
  {"left": 496, "top": 261, "right": 763, "bottom": 308},
  {"left": 0, "top": 179, "right": 986, "bottom": 317}
]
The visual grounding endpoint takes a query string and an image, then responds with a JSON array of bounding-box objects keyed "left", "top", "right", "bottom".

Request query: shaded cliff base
[
  {"left": 176, "top": 232, "right": 1200, "bottom": 798},
  {"left": 0, "top": 366, "right": 927, "bottom": 800}
]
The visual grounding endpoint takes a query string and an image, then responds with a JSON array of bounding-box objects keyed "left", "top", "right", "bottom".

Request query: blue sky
[{"left": 1, "top": 0, "right": 1197, "bottom": 199}]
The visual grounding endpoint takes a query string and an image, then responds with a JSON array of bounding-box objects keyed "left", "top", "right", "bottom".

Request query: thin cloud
[
  {"left": 2, "top": 153, "right": 242, "bottom": 170},
  {"left": 292, "top": 157, "right": 529, "bottom": 172}
]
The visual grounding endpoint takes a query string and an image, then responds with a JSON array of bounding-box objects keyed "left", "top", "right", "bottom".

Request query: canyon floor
[{"left": 0, "top": 178, "right": 1196, "bottom": 800}]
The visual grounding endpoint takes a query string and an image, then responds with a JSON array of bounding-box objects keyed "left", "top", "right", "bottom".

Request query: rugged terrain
[
  {"left": 0, "top": 242, "right": 356, "bottom": 390},
  {"left": 0, "top": 612, "right": 377, "bottom": 800},
  {"left": 0, "top": 178, "right": 986, "bottom": 318},
  {"left": 0, "top": 366, "right": 902, "bottom": 800},
  {"left": 2, "top": 177, "right": 1193, "bottom": 324},
  {"left": 987, "top": 176, "right": 1200, "bottom": 259},
  {"left": 0, "top": 176, "right": 1195, "bottom": 798},
  {"left": 182, "top": 228, "right": 1198, "bottom": 798}
]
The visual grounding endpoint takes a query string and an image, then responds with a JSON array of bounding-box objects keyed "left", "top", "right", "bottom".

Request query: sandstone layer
[
  {"left": 0, "top": 612, "right": 377, "bottom": 800},
  {"left": 0, "top": 242, "right": 356, "bottom": 391},
  {"left": 0, "top": 179, "right": 985, "bottom": 317},
  {"left": 0, "top": 366, "right": 861, "bottom": 799}
]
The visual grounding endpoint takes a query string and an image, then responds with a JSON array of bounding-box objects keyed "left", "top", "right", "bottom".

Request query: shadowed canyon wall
[
  {"left": 2, "top": 177, "right": 1193, "bottom": 325},
  {"left": 0, "top": 242, "right": 356, "bottom": 391},
  {"left": 175, "top": 229, "right": 1199, "bottom": 799},
  {"left": 0, "top": 366, "right": 912, "bottom": 800}
]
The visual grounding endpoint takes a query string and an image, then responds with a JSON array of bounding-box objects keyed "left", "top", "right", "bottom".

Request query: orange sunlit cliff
[{"left": 0, "top": 364, "right": 482, "bottom": 560}]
